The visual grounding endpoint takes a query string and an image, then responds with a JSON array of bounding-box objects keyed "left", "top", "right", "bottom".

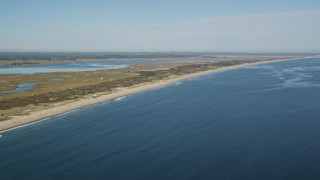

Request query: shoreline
[{"left": 0, "top": 57, "right": 311, "bottom": 133}]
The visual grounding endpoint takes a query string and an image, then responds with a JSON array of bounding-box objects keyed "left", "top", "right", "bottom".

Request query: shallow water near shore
[{"left": 1, "top": 59, "right": 320, "bottom": 179}]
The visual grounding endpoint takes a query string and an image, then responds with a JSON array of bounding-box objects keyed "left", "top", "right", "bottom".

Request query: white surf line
[
  {"left": 0, "top": 98, "right": 124, "bottom": 134},
  {"left": 0, "top": 98, "right": 121, "bottom": 134},
  {"left": 0, "top": 56, "right": 315, "bottom": 133},
  {"left": 114, "top": 96, "right": 127, "bottom": 102},
  {"left": 55, "top": 108, "right": 82, "bottom": 117},
  {"left": 0, "top": 118, "right": 50, "bottom": 134},
  {"left": 0, "top": 106, "right": 90, "bottom": 134}
]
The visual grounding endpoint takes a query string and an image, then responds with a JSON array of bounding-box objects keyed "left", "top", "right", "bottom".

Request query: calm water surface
[
  {"left": 0, "top": 82, "right": 37, "bottom": 94},
  {"left": 0, "top": 61, "right": 131, "bottom": 74},
  {"left": 1, "top": 59, "right": 320, "bottom": 179},
  {"left": 0, "top": 59, "right": 196, "bottom": 74}
]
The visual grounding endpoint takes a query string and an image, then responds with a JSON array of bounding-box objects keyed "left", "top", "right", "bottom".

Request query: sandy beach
[{"left": 0, "top": 57, "right": 309, "bottom": 132}]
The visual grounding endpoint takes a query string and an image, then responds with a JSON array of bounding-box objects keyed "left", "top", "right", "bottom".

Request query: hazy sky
[{"left": 1, "top": 0, "right": 320, "bottom": 52}]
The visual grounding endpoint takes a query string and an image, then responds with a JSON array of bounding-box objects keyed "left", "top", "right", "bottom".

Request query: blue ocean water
[{"left": 1, "top": 59, "right": 320, "bottom": 179}]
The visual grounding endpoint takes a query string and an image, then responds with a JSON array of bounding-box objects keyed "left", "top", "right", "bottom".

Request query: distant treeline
[
  {"left": 0, "top": 52, "right": 202, "bottom": 61},
  {"left": 0, "top": 52, "right": 317, "bottom": 61}
]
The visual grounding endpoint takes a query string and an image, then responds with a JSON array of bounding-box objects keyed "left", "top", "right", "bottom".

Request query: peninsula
[{"left": 0, "top": 56, "right": 311, "bottom": 132}]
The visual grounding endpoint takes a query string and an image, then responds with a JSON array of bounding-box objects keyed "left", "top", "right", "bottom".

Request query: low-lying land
[
  {"left": 0, "top": 56, "right": 308, "bottom": 131},
  {"left": 0, "top": 54, "right": 295, "bottom": 67}
]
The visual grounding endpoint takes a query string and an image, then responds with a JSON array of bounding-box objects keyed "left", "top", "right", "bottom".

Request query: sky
[{"left": 0, "top": 0, "right": 320, "bottom": 52}]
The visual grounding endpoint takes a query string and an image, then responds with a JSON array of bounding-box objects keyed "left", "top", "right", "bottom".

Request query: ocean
[{"left": 1, "top": 59, "right": 320, "bottom": 179}]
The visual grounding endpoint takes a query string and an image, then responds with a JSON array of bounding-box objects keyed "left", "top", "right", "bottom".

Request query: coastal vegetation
[{"left": 0, "top": 60, "right": 262, "bottom": 121}]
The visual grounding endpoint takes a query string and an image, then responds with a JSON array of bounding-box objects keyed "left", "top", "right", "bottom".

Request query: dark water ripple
[{"left": 1, "top": 59, "right": 320, "bottom": 180}]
